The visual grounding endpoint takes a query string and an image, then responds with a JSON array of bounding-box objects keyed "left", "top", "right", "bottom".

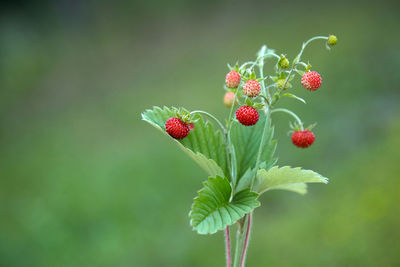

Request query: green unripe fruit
[
  {"left": 276, "top": 78, "right": 290, "bottom": 90},
  {"left": 327, "top": 35, "right": 338, "bottom": 46},
  {"left": 279, "top": 56, "right": 290, "bottom": 69}
]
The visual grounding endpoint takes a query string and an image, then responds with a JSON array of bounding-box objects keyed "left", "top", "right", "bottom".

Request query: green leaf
[
  {"left": 190, "top": 176, "right": 260, "bottom": 235},
  {"left": 271, "top": 183, "right": 308, "bottom": 195},
  {"left": 230, "top": 112, "right": 277, "bottom": 182},
  {"left": 254, "top": 166, "right": 328, "bottom": 195},
  {"left": 245, "top": 98, "right": 253, "bottom": 107},
  {"left": 179, "top": 147, "right": 225, "bottom": 178},
  {"left": 141, "top": 106, "right": 228, "bottom": 178},
  {"left": 235, "top": 167, "right": 255, "bottom": 192}
]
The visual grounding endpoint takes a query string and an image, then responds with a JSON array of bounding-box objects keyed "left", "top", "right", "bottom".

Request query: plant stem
[
  {"left": 276, "top": 36, "right": 328, "bottom": 103},
  {"left": 191, "top": 110, "right": 226, "bottom": 132},
  {"left": 225, "top": 87, "right": 240, "bottom": 185},
  {"left": 240, "top": 213, "right": 252, "bottom": 267},
  {"left": 225, "top": 226, "right": 232, "bottom": 267},
  {"left": 250, "top": 56, "right": 271, "bottom": 189},
  {"left": 233, "top": 224, "right": 242, "bottom": 267},
  {"left": 271, "top": 108, "right": 303, "bottom": 129},
  {"left": 298, "top": 36, "right": 328, "bottom": 59}
]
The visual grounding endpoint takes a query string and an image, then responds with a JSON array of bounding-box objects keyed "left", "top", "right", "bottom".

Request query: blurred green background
[{"left": 1, "top": 0, "right": 399, "bottom": 266}]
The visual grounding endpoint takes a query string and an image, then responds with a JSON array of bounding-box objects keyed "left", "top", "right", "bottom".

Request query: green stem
[
  {"left": 271, "top": 108, "right": 303, "bottom": 129},
  {"left": 298, "top": 36, "right": 328, "bottom": 59},
  {"left": 250, "top": 54, "right": 271, "bottom": 189},
  {"left": 250, "top": 107, "right": 270, "bottom": 189},
  {"left": 225, "top": 89, "right": 240, "bottom": 185},
  {"left": 277, "top": 36, "right": 328, "bottom": 104},
  {"left": 232, "top": 213, "right": 252, "bottom": 267},
  {"left": 239, "top": 213, "right": 252, "bottom": 267},
  {"left": 191, "top": 110, "right": 226, "bottom": 132},
  {"left": 233, "top": 224, "right": 242, "bottom": 267}
]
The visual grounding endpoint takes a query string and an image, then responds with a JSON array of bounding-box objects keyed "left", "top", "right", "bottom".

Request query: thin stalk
[
  {"left": 298, "top": 36, "right": 328, "bottom": 59},
  {"left": 240, "top": 213, "right": 252, "bottom": 267},
  {"left": 227, "top": 89, "right": 240, "bottom": 134},
  {"left": 226, "top": 89, "right": 240, "bottom": 185},
  {"left": 250, "top": 60, "right": 271, "bottom": 189},
  {"left": 225, "top": 226, "right": 232, "bottom": 267},
  {"left": 271, "top": 108, "right": 303, "bottom": 129},
  {"left": 191, "top": 110, "right": 226, "bottom": 132},
  {"left": 279, "top": 36, "right": 328, "bottom": 100},
  {"left": 233, "top": 224, "right": 242, "bottom": 267},
  {"left": 258, "top": 59, "right": 270, "bottom": 102}
]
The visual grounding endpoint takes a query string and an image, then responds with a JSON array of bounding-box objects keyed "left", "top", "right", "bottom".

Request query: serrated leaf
[
  {"left": 254, "top": 166, "right": 328, "bottom": 195},
  {"left": 142, "top": 106, "right": 228, "bottom": 178},
  {"left": 271, "top": 183, "right": 308, "bottom": 195},
  {"left": 235, "top": 168, "right": 256, "bottom": 192},
  {"left": 230, "top": 113, "right": 277, "bottom": 182},
  {"left": 180, "top": 147, "right": 225, "bottom": 177},
  {"left": 190, "top": 176, "right": 260, "bottom": 235}
]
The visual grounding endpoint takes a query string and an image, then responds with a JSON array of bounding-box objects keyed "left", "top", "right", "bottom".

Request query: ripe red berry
[
  {"left": 236, "top": 106, "right": 259, "bottom": 126},
  {"left": 301, "top": 71, "right": 322, "bottom": 91},
  {"left": 188, "top": 123, "right": 195, "bottom": 131},
  {"left": 225, "top": 70, "right": 241, "bottom": 88},
  {"left": 223, "top": 91, "right": 236, "bottom": 107},
  {"left": 165, "top": 117, "right": 190, "bottom": 139},
  {"left": 291, "top": 130, "right": 315, "bottom": 148},
  {"left": 243, "top": 80, "right": 261, "bottom": 97}
]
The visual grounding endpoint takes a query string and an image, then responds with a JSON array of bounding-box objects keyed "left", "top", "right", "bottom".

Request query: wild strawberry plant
[{"left": 142, "top": 34, "right": 338, "bottom": 267}]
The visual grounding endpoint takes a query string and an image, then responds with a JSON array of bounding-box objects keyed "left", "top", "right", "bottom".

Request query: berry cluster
[{"left": 164, "top": 35, "right": 338, "bottom": 150}]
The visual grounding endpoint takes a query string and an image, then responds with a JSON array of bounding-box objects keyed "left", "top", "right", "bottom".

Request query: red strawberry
[
  {"left": 225, "top": 70, "right": 241, "bottom": 88},
  {"left": 301, "top": 71, "right": 322, "bottom": 91},
  {"left": 188, "top": 123, "right": 195, "bottom": 131},
  {"left": 291, "top": 130, "right": 315, "bottom": 148},
  {"left": 236, "top": 106, "right": 259, "bottom": 126},
  {"left": 165, "top": 117, "right": 190, "bottom": 139},
  {"left": 243, "top": 80, "right": 261, "bottom": 97},
  {"left": 223, "top": 91, "right": 236, "bottom": 107}
]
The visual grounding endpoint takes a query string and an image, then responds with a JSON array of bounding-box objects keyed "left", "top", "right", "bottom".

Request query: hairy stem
[
  {"left": 225, "top": 226, "right": 232, "bottom": 267},
  {"left": 250, "top": 58, "right": 271, "bottom": 189},
  {"left": 233, "top": 224, "right": 242, "bottom": 267},
  {"left": 277, "top": 36, "right": 328, "bottom": 103},
  {"left": 191, "top": 110, "right": 226, "bottom": 132},
  {"left": 298, "top": 36, "right": 328, "bottom": 59},
  {"left": 240, "top": 213, "right": 252, "bottom": 267},
  {"left": 271, "top": 108, "right": 303, "bottom": 129}
]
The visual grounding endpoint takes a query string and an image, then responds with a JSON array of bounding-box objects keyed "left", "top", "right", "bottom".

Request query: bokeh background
[{"left": 1, "top": 0, "right": 399, "bottom": 266}]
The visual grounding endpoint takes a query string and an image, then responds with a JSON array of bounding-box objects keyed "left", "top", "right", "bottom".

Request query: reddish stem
[
  {"left": 225, "top": 226, "right": 232, "bottom": 267},
  {"left": 240, "top": 214, "right": 252, "bottom": 267}
]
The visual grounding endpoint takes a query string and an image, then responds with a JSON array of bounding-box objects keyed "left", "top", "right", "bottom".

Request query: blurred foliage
[{"left": 0, "top": 0, "right": 399, "bottom": 266}]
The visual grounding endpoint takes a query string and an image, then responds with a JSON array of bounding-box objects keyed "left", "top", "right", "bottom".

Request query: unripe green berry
[
  {"left": 276, "top": 78, "right": 290, "bottom": 90},
  {"left": 327, "top": 35, "right": 338, "bottom": 46},
  {"left": 279, "top": 56, "right": 289, "bottom": 69}
]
